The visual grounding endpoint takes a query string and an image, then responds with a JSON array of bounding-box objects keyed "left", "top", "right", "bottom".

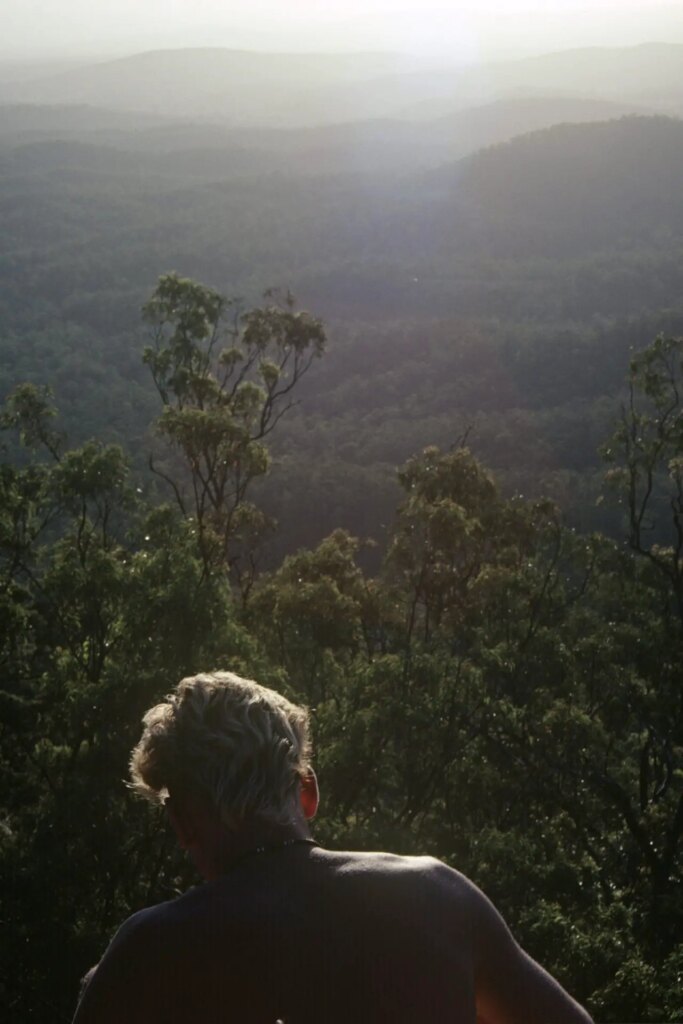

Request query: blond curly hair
[{"left": 129, "top": 671, "right": 312, "bottom": 827}]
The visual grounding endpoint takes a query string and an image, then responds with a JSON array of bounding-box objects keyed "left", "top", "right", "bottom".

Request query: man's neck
[{"left": 207, "top": 815, "right": 314, "bottom": 880}]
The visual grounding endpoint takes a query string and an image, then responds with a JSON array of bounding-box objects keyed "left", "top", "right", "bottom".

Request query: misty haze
[{"left": 2, "top": 2, "right": 683, "bottom": 1022}]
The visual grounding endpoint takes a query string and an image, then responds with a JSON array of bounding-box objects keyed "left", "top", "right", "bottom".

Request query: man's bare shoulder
[
  {"left": 73, "top": 900, "right": 185, "bottom": 1023},
  {"left": 315, "top": 847, "right": 474, "bottom": 893},
  {"left": 312, "top": 847, "right": 452, "bottom": 873},
  {"left": 323, "top": 854, "right": 594, "bottom": 1024},
  {"left": 308, "top": 848, "right": 476, "bottom": 921}
]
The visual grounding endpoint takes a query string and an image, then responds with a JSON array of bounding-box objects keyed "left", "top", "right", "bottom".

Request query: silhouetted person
[{"left": 73, "top": 671, "right": 593, "bottom": 1024}]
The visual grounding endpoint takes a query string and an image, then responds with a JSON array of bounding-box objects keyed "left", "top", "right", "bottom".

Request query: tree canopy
[{"left": 1, "top": 281, "right": 681, "bottom": 1023}]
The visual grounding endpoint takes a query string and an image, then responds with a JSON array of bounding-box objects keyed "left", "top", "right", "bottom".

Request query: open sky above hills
[{"left": 3, "top": 0, "right": 683, "bottom": 61}]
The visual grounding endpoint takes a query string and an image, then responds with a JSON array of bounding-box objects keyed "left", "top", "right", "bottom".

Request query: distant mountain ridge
[
  {"left": 473, "top": 41, "right": 683, "bottom": 97},
  {"left": 0, "top": 49, "right": 426, "bottom": 125},
  {"left": 383, "top": 42, "right": 683, "bottom": 119},
  {"left": 0, "top": 96, "right": 657, "bottom": 178},
  {"left": 1, "top": 42, "right": 681, "bottom": 127}
]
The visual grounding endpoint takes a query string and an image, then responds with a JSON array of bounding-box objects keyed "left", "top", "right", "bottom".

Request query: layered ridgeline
[
  {"left": 1, "top": 105, "right": 683, "bottom": 552},
  {"left": 0, "top": 95, "right": 650, "bottom": 174},
  {"left": 2, "top": 41, "right": 682, "bottom": 124}
]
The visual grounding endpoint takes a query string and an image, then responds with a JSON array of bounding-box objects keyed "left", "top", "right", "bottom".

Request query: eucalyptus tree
[
  {"left": 142, "top": 274, "right": 326, "bottom": 594},
  {"left": 602, "top": 333, "right": 683, "bottom": 622}
]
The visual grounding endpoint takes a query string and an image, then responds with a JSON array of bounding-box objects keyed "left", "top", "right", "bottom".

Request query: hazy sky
[{"left": 3, "top": 0, "right": 683, "bottom": 62}]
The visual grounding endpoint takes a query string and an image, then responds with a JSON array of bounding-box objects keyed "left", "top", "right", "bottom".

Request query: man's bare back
[
  {"left": 74, "top": 844, "right": 590, "bottom": 1024},
  {"left": 73, "top": 672, "right": 592, "bottom": 1024}
]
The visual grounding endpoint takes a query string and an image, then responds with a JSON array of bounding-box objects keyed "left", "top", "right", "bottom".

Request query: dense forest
[
  {"left": 1, "top": 44, "right": 683, "bottom": 1021},
  {"left": 3, "top": 104, "right": 683, "bottom": 553},
  {"left": 1, "top": 278, "right": 682, "bottom": 1021}
]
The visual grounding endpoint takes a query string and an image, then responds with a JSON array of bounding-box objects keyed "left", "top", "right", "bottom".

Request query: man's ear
[{"left": 299, "top": 771, "right": 319, "bottom": 821}]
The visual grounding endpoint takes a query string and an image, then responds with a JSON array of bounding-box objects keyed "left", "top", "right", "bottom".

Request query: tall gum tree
[
  {"left": 142, "top": 274, "right": 326, "bottom": 595},
  {"left": 598, "top": 333, "right": 683, "bottom": 956}
]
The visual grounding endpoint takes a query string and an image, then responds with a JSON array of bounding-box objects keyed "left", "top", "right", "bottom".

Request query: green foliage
[
  {"left": 0, "top": 381, "right": 254, "bottom": 1021},
  {"left": 258, "top": 426, "right": 683, "bottom": 1020},
  {"left": 142, "top": 274, "right": 325, "bottom": 585},
  {"left": 1, "top": 299, "right": 682, "bottom": 1022},
  {"left": 4, "top": 115, "right": 683, "bottom": 561},
  {"left": 601, "top": 334, "right": 683, "bottom": 620}
]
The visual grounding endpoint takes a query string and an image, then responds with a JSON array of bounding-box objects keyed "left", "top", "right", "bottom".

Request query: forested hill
[
  {"left": 2, "top": 111, "right": 683, "bottom": 553},
  {"left": 2, "top": 113, "right": 681, "bottom": 311},
  {"left": 281, "top": 115, "right": 683, "bottom": 314},
  {"left": 438, "top": 115, "right": 683, "bottom": 255}
]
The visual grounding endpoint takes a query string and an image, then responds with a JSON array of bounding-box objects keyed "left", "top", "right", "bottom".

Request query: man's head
[{"left": 130, "top": 671, "right": 314, "bottom": 831}]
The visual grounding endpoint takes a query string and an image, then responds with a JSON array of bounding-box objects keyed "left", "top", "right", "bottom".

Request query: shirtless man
[{"left": 73, "top": 671, "right": 593, "bottom": 1024}]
